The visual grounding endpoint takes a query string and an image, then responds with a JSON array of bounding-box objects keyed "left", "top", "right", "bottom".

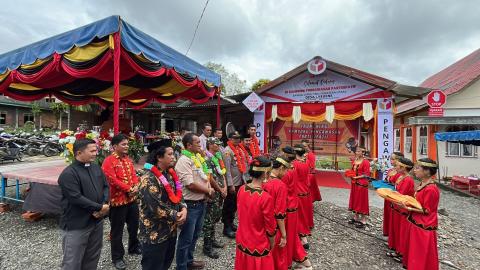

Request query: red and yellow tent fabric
[{"left": 0, "top": 15, "right": 221, "bottom": 132}]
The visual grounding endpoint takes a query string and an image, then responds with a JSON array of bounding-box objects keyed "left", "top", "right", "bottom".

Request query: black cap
[
  {"left": 228, "top": 131, "right": 241, "bottom": 139},
  {"left": 282, "top": 146, "right": 295, "bottom": 156},
  {"left": 147, "top": 139, "right": 172, "bottom": 152}
]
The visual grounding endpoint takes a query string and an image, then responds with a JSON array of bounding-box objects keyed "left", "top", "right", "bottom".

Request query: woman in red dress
[
  {"left": 401, "top": 158, "right": 440, "bottom": 270},
  {"left": 281, "top": 147, "right": 312, "bottom": 269},
  {"left": 235, "top": 156, "right": 277, "bottom": 270},
  {"left": 383, "top": 152, "right": 404, "bottom": 237},
  {"left": 302, "top": 140, "right": 322, "bottom": 204},
  {"left": 292, "top": 144, "right": 314, "bottom": 248},
  {"left": 386, "top": 157, "right": 414, "bottom": 261},
  {"left": 347, "top": 147, "right": 371, "bottom": 228}
]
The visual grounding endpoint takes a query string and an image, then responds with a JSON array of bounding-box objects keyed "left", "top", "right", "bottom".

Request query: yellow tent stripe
[
  {"left": 151, "top": 80, "right": 189, "bottom": 94},
  {"left": 266, "top": 110, "right": 363, "bottom": 123},
  {"left": 19, "top": 57, "right": 52, "bottom": 70},
  {"left": 0, "top": 71, "right": 10, "bottom": 82},
  {"left": 92, "top": 86, "right": 139, "bottom": 99},
  {"left": 9, "top": 83, "right": 42, "bottom": 91},
  {"left": 64, "top": 40, "right": 110, "bottom": 62}
]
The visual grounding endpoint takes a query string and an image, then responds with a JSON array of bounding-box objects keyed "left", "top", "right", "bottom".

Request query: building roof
[
  {"left": 255, "top": 56, "right": 428, "bottom": 102},
  {"left": 0, "top": 96, "right": 51, "bottom": 109},
  {"left": 397, "top": 48, "right": 480, "bottom": 114}
]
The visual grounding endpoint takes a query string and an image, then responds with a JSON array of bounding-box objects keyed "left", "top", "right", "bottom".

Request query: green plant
[{"left": 128, "top": 138, "right": 145, "bottom": 163}]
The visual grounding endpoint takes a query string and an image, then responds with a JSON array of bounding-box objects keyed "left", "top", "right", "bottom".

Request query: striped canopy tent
[{"left": 0, "top": 15, "right": 221, "bottom": 133}]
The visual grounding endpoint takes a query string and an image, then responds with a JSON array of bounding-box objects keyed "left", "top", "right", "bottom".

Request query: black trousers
[
  {"left": 141, "top": 236, "right": 176, "bottom": 270},
  {"left": 109, "top": 202, "right": 140, "bottom": 261},
  {"left": 222, "top": 185, "right": 241, "bottom": 227}
]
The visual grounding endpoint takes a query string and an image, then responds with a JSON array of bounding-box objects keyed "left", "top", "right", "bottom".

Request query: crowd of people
[
  {"left": 346, "top": 148, "right": 440, "bottom": 270},
  {"left": 56, "top": 121, "right": 440, "bottom": 270}
]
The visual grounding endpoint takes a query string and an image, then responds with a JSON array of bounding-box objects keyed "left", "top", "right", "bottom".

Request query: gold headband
[
  {"left": 294, "top": 147, "right": 304, "bottom": 151},
  {"left": 391, "top": 154, "right": 398, "bottom": 160},
  {"left": 417, "top": 161, "right": 438, "bottom": 168},
  {"left": 283, "top": 152, "right": 295, "bottom": 157},
  {"left": 398, "top": 161, "right": 413, "bottom": 169},
  {"left": 275, "top": 157, "right": 290, "bottom": 168},
  {"left": 252, "top": 166, "right": 272, "bottom": 172}
]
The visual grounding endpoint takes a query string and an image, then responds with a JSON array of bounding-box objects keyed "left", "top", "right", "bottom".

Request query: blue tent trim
[
  {"left": 0, "top": 15, "right": 221, "bottom": 86},
  {"left": 435, "top": 130, "right": 480, "bottom": 146}
]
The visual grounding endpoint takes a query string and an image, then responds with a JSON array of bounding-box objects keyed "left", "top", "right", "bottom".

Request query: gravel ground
[{"left": 0, "top": 186, "right": 479, "bottom": 269}]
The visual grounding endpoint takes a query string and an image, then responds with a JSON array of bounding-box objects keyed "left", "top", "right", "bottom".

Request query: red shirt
[
  {"left": 410, "top": 184, "right": 440, "bottom": 229},
  {"left": 306, "top": 152, "right": 316, "bottom": 171},
  {"left": 282, "top": 169, "right": 298, "bottom": 210},
  {"left": 352, "top": 159, "right": 371, "bottom": 186},
  {"left": 263, "top": 177, "right": 288, "bottom": 219},
  {"left": 236, "top": 185, "right": 277, "bottom": 256},
  {"left": 102, "top": 153, "right": 139, "bottom": 206},
  {"left": 292, "top": 159, "right": 310, "bottom": 195}
]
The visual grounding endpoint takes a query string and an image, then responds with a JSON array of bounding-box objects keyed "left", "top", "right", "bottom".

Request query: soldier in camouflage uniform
[{"left": 202, "top": 137, "right": 228, "bottom": 259}]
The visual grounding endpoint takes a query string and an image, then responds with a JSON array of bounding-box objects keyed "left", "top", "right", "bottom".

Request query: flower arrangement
[
  {"left": 58, "top": 128, "right": 144, "bottom": 165},
  {"left": 370, "top": 158, "right": 389, "bottom": 173}
]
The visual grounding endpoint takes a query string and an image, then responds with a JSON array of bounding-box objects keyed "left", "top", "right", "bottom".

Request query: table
[{"left": 450, "top": 175, "right": 480, "bottom": 195}]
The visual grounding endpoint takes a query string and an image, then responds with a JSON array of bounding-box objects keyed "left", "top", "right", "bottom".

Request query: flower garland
[
  {"left": 206, "top": 150, "right": 227, "bottom": 175},
  {"left": 239, "top": 143, "right": 253, "bottom": 165},
  {"left": 227, "top": 141, "right": 247, "bottom": 173},
  {"left": 144, "top": 163, "right": 182, "bottom": 204},
  {"left": 249, "top": 136, "right": 261, "bottom": 158},
  {"left": 182, "top": 150, "right": 209, "bottom": 180}
]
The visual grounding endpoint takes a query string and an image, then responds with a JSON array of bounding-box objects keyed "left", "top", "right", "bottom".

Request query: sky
[{"left": 1, "top": 0, "right": 479, "bottom": 87}]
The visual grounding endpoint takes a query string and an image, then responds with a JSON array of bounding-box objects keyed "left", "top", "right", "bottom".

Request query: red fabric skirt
[
  {"left": 297, "top": 195, "right": 313, "bottom": 236},
  {"left": 285, "top": 210, "right": 308, "bottom": 267},
  {"left": 388, "top": 207, "right": 401, "bottom": 251},
  {"left": 398, "top": 214, "right": 410, "bottom": 256},
  {"left": 235, "top": 248, "right": 274, "bottom": 270},
  {"left": 350, "top": 184, "right": 369, "bottom": 215},
  {"left": 271, "top": 231, "right": 288, "bottom": 270},
  {"left": 348, "top": 180, "right": 356, "bottom": 211},
  {"left": 403, "top": 224, "right": 439, "bottom": 270},
  {"left": 383, "top": 200, "right": 392, "bottom": 236},
  {"left": 308, "top": 173, "right": 322, "bottom": 202}
]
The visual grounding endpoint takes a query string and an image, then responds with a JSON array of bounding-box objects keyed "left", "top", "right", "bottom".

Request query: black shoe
[
  {"left": 223, "top": 227, "right": 236, "bottom": 239},
  {"left": 348, "top": 218, "right": 357, "bottom": 224},
  {"left": 113, "top": 260, "right": 127, "bottom": 270},
  {"left": 212, "top": 239, "right": 225, "bottom": 248},
  {"left": 128, "top": 246, "right": 142, "bottom": 255},
  {"left": 203, "top": 247, "right": 220, "bottom": 259},
  {"left": 303, "top": 243, "right": 310, "bottom": 250},
  {"left": 355, "top": 222, "right": 366, "bottom": 229},
  {"left": 231, "top": 223, "right": 238, "bottom": 232}
]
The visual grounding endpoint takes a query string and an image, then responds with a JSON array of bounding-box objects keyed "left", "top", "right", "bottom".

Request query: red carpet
[{"left": 315, "top": 170, "right": 351, "bottom": 189}]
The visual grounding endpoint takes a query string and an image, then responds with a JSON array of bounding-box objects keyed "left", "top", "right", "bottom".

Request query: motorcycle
[
  {"left": 0, "top": 139, "right": 24, "bottom": 162},
  {"left": 43, "top": 140, "right": 63, "bottom": 157}
]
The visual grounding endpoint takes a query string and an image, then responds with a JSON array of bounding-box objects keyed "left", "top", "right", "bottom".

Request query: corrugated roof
[{"left": 397, "top": 48, "right": 480, "bottom": 114}]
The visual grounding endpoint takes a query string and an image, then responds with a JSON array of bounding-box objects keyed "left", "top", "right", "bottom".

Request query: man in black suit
[{"left": 58, "top": 138, "right": 110, "bottom": 270}]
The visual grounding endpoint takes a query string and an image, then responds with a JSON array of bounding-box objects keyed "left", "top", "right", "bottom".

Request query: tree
[
  {"left": 204, "top": 62, "right": 248, "bottom": 95},
  {"left": 251, "top": 78, "right": 271, "bottom": 92},
  {"left": 50, "top": 102, "right": 69, "bottom": 130},
  {"left": 31, "top": 102, "right": 41, "bottom": 128}
]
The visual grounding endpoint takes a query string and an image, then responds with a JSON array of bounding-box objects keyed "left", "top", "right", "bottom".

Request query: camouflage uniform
[{"left": 203, "top": 152, "right": 225, "bottom": 245}]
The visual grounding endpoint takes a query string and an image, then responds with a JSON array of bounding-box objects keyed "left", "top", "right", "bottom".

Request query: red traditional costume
[
  {"left": 306, "top": 151, "right": 322, "bottom": 203},
  {"left": 292, "top": 159, "right": 313, "bottom": 236},
  {"left": 263, "top": 177, "right": 288, "bottom": 270},
  {"left": 101, "top": 152, "right": 139, "bottom": 206},
  {"left": 403, "top": 183, "right": 440, "bottom": 270},
  {"left": 383, "top": 169, "right": 400, "bottom": 236},
  {"left": 281, "top": 170, "right": 308, "bottom": 268},
  {"left": 250, "top": 136, "right": 261, "bottom": 158},
  {"left": 348, "top": 159, "right": 370, "bottom": 215},
  {"left": 235, "top": 185, "right": 277, "bottom": 270},
  {"left": 388, "top": 174, "right": 414, "bottom": 255}
]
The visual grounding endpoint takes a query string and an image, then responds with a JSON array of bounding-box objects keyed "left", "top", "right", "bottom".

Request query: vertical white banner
[
  {"left": 253, "top": 104, "right": 265, "bottom": 151},
  {"left": 377, "top": 98, "right": 394, "bottom": 178}
]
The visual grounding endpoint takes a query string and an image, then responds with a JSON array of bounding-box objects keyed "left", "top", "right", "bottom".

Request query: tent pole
[
  {"left": 216, "top": 90, "right": 221, "bottom": 128},
  {"left": 113, "top": 31, "right": 121, "bottom": 134}
]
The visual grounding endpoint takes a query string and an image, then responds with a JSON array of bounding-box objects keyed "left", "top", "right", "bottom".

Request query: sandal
[
  {"left": 393, "top": 256, "right": 403, "bottom": 263},
  {"left": 386, "top": 251, "right": 398, "bottom": 257},
  {"left": 348, "top": 218, "right": 357, "bottom": 224},
  {"left": 355, "top": 222, "right": 366, "bottom": 228}
]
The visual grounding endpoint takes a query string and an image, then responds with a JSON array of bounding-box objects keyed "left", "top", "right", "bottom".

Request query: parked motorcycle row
[{"left": 0, "top": 129, "right": 63, "bottom": 163}]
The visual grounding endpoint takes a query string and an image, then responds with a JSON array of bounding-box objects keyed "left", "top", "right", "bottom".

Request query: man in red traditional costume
[
  {"left": 302, "top": 140, "right": 322, "bottom": 204},
  {"left": 222, "top": 131, "right": 248, "bottom": 238},
  {"left": 383, "top": 152, "right": 404, "bottom": 237},
  {"left": 281, "top": 147, "right": 312, "bottom": 269},
  {"left": 248, "top": 124, "right": 261, "bottom": 158},
  {"left": 291, "top": 144, "right": 314, "bottom": 250},
  {"left": 235, "top": 156, "right": 276, "bottom": 270},
  {"left": 102, "top": 134, "right": 141, "bottom": 270},
  {"left": 400, "top": 158, "right": 440, "bottom": 270},
  {"left": 347, "top": 146, "right": 371, "bottom": 228},
  {"left": 386, "top": 157, "right": 414, "bottom": 262}
]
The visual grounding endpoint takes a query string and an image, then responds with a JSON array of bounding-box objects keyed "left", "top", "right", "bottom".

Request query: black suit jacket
[{"left": 58, "top": 159, "right": 109, "bottom": 230}]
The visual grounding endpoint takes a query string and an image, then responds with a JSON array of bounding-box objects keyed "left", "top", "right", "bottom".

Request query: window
[
  {"left": 447, "top": 142, "right": 477, "bottom": 157},
  {"left": 419, "top": 126, "right": 428, "bottom": 155},
  {"left": 394, "top": 129, "right": 401, "bottom": 151},
  {"left": 23, "top": 113, "right": 34, "bottom": 123},
  {"left": 405, "top": 128, "right": 412, "bottom": 153},
  {"left": 0, "top": 112, "right": 6, "bottom": 124},
  {"left": 45, "top": 97, "right": 56, "bottom": 103}
]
